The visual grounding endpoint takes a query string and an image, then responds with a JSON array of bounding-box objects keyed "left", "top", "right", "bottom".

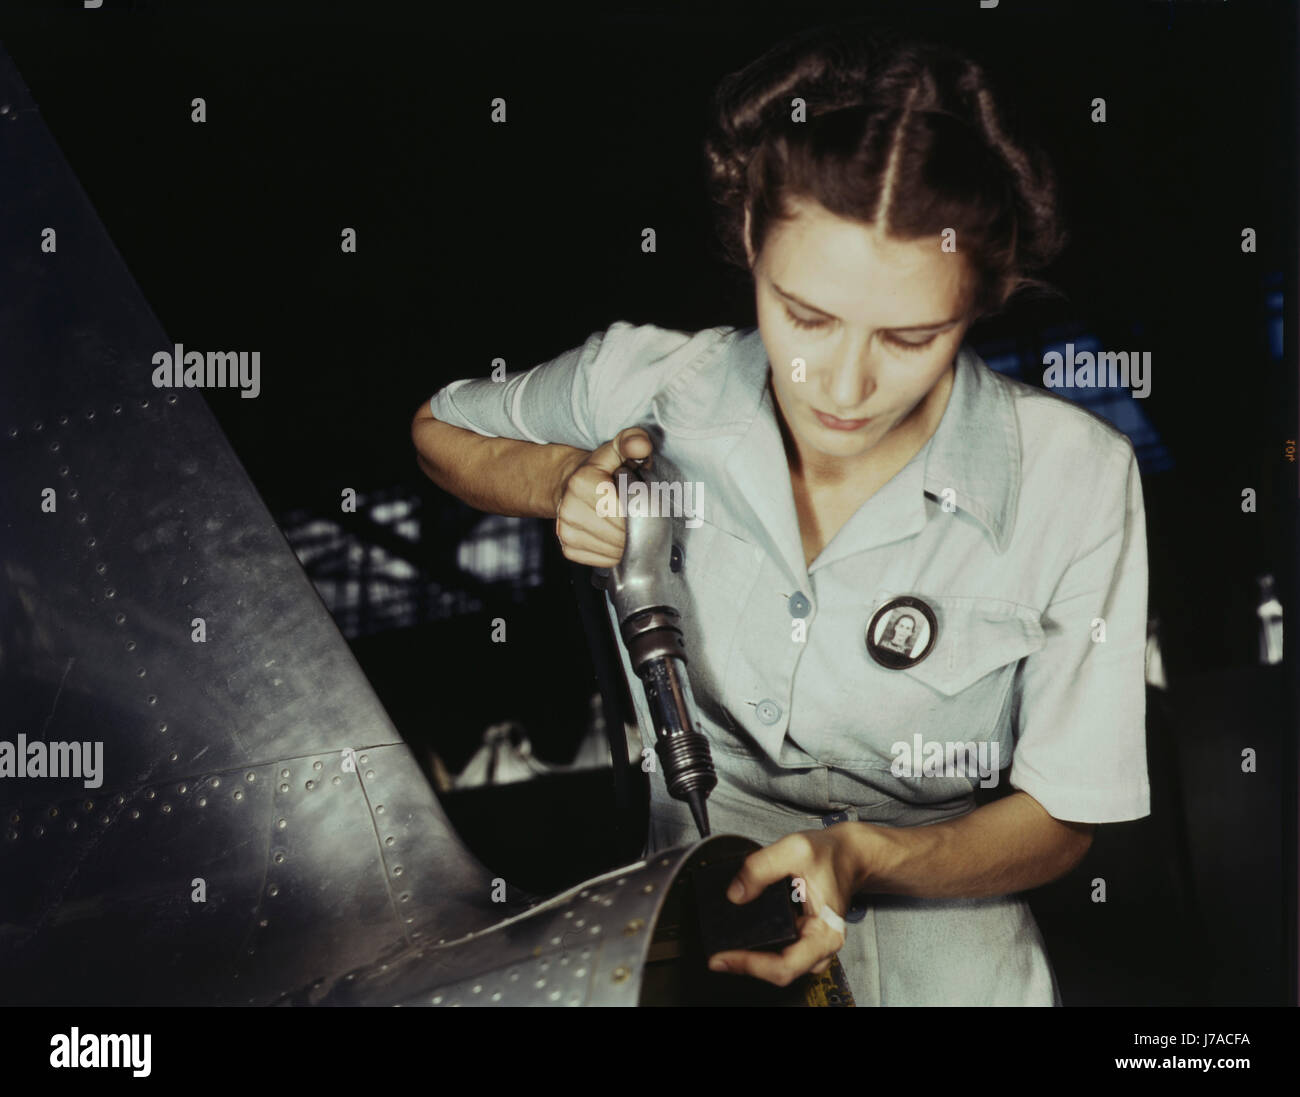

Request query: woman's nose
[{"left": 826, "top": 340, "right": 876, "bottom": 411}]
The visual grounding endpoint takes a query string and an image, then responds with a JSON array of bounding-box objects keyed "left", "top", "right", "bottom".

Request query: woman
[{"left": 411, "top": 23, "right": 1149, "bottom": 1006}]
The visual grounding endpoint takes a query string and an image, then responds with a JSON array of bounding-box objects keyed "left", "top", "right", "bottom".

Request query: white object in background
[
  {"left": 1256, "top": 574, "right": 1284, "bottom": 666},
  {"left": 1145, "top": 615, "right": 1168, "bottom": 690}
]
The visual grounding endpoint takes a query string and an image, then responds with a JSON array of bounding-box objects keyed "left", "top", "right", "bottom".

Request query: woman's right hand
[{"left": 553, "top": 427, "right": 654, "bottom": 567}]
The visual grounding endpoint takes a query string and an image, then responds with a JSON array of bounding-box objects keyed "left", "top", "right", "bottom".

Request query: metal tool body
[{"left": 592, "top": 457, "right": 717, "bottom": 837}]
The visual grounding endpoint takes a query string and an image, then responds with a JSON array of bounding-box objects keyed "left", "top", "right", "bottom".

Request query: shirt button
[
  {"left": 755, "top": 700, "right": 782, "bottom": 725},
  {"left": 787, "top": 592, "right": 811, "bottom": 618}
]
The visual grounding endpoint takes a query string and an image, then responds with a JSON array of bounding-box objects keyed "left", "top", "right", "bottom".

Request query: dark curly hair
[{"left": 703, "top": 22, "right": 1068, "bottom": 319}]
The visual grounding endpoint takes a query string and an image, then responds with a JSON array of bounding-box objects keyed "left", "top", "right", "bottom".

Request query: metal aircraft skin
[{"left": 0, "top": 42, "right": 844, "bottom": 1009}]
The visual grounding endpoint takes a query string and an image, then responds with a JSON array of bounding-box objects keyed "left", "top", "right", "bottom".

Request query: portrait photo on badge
[{"left": 866, "top": 596, "right": 938, "bottom": 670}]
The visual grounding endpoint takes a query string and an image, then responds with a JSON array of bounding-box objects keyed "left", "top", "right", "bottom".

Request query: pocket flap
[{"left": 890, "top": 594, "right": 1045, "bottom": 696}]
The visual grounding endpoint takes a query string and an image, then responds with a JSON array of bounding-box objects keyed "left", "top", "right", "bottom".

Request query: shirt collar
[{"left": 922, "top": 342, "right": 1022, "bottom": 555}]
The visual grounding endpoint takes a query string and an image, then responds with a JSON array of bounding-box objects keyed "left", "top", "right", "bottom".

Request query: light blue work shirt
[{"left": 428, "top": 321, "right": 1150, "bottom": 1005}]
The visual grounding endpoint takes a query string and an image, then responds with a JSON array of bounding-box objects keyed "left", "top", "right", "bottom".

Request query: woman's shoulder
[
  {"left": 968, "top": 348, "right": 1138, "bottom": 470},
  {"left": 588, "top": 320, "right": 767, "bottom": 435}
]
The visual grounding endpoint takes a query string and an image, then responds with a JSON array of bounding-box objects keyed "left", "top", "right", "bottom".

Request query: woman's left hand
[{"left": 707, "top": 825, "right": 864, "bottom": 987}]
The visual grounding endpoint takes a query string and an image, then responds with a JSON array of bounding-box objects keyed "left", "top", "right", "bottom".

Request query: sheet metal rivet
[
  {"left": 472, "top": 985, "right": 482, "bottom": 994},
  {"left": 616, "top": 878, "right": 626, "bottom": 886},
  {"left": 246, "top": 772, "right": 256, "bottom": 782},
  {"left": 34, "top": 420, "right": 43, "bottom": 430},
  {"left": 68, "top": 488, "right": 78, "bottom": 499},
  {"left": 360, "top": 754, "right": 369, "bottom": 764},
  {"left": 100, "top": 815, "right": 109, "bottom": 825},
  {"left": 375, "top": 805, "right": 385, "bottom": 815},
  {"left": 313, "top": 761, "right": 323, "bottom": 771},
  {"left": 67, "top": 820, "right": 77, "bottom": 831},
  {"left": 138, "top": 399, "right": 148, "bottom": 408},
  {"left": 590, "top": 925, "right": 602, "bottom": 935},
  {"left": 112, "top": 403, "right": 122, "bottom": 414},
  {"left": 277, "top": 819, "right": 287, "bottom": 829},
  {"left": 115, "top": 613, "right": 125, "bottom": 625},
  {"left": 86, "top": 409, "right": 95, "bottom": 419},
  {"left": 305, "top": 780, "right": 315, "bottom": 790},
  {"left": 551, "top": 936, "right": 561, "bottom": 946},
  {"left": 95, "top": 563, "right": 107, "bottom": 575},
  {"left": 177, "top": 783, "right": 187, "bottom": 794},
  {"left": 612, "top": 967, "right": 630, "bottom": 983},
  {"left": 147, "top": 695, "right": 157, "bottom": 705},
  {"left": 166, "top": 394, "right": 178, "bottom": 405},
  {"left": 535, "top": 978, "right": 546, "bottom": 989},
  {"left": 279, "top": 783, "right": 288, "bottom": 792},
  {"left": 366, "top": 770, "right": 375, "bottom": 780},
  {"left": 34, "top": 825, "right": 45, "bottom": 837},
  {"left": 114, "top": 795, "right": 125, "bottom": 805},
  {"left": 642, "top": 884, "right": 654, "bottom": 894},
  {"left": 274, "top": 852, "right": 285, "bottom": 864},
  {"left": 331, "top": 775, "right": 340, "bottom": 785},
  {"left": 510, "top": 972, "right": 519, "bottom": 981},
  {"left": 50, "top": 440, "right": 60, "bottom": 452},
  {"left": 400, "top": 893, "right": 410, "bottom": 902},
  {"left": 575, "top": 967, "right": 587, "bottom": 977},
  {"left": 624, "top": 919, "right": 645, "bottom": 936},
  {"left": 135, "top": 666, "right": 144, "bottom": 676},
  {"left": 161, "top": 804, "right": 172, "bottom": 814},
  {"left": 575, "top": 918, "right": 585, "bottom": 928},
  {"left": 260, "top": 919, "right": 269, "bottom": 927},
  {"left": 412, "top": 930, "right": 422, "bottom": 939},
  {"left": 57, "top": 465, "right": 68, "bottom": 477},
  {"left": 145, "top": 790, "right": 155, "bottom": 800},
  {"left": 48, "top": 806, "right": 59, "bottom": 818},
  {"left": 280, "top": 769, "right": 290, "bottom": 778},
  {"left": 126, "top": 641, "right": 136, "bottom": 652},
  {"left": 431, "top": 995, "right": 442, "bottom": 1004},
  {"left": 234, "top": 790, "right": 243, "bottom": 801},
  {"left": 549, "top": 989, "right": 562, "bottom": 1001},
  {"left": 385, "top": 836, "right": 395, "bottom": 847},
  {"left": 393, "top": 866, "right": 404, "bottom": 876},
  {"left": 540, "top": 960, "right": 550, "bottom": 971},
  {"left": 211, "top": 778, "right": 221, "bottom": 788},
  {"left": 268, "top": 885, "right": 279, "bottom": 897},
  {"left": 491, "top": 991, "right": 502, "bottom": 1001},
  {"left": 197, "top": 797, "right": 207, "bottom": 808},
  {"left": 76, "top": 512, "right": 87, "bottom": 523}
]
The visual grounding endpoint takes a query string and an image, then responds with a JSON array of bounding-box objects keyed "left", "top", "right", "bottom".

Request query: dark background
[{"left": 1, "top": 0, "right": 1295, "bottom": 1005}]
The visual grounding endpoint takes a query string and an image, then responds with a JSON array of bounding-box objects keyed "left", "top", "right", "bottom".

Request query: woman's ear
[{"left": 742, "top": 205, "right": 755, "bottom": 269}]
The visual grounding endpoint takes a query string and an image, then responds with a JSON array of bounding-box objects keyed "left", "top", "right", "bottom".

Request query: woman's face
[{"left": 746, "top": 196, "right": 975, "bottom": 478}]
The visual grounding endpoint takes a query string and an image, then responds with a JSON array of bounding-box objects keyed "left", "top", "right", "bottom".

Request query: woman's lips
[{"left": 814, "top": 409, "right": 871, "bottom": 431}]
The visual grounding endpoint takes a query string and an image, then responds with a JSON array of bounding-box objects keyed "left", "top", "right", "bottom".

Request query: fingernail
[
  {"left": 726, "top": 880, "right": 744, "bottom": 902},
  {"left": 709, "top": 959, "right": 729, "bottom": 973}
]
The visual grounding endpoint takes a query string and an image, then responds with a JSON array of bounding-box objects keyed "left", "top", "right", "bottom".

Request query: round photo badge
[{"left": 866, "top": 595, "right": 938, "bottom": 670}]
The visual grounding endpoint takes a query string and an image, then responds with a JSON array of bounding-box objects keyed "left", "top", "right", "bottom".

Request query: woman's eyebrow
[{"left": 771, "top": 280, "right": 961, "bottom": 332}]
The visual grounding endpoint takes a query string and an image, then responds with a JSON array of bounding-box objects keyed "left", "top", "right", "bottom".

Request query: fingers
[
  {"left": 708, "top": 915, "right": 842, "bottom": 988},
  {"left": 586, "top": 427, "right": 652, "bottom": 476},
  {"left": 725, "top": 833, "right": 812, "bottom": 905}
]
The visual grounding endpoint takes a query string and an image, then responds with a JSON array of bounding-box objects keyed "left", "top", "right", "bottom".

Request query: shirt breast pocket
[{"left": 822, "top": 593, "right": 1045, "bottom": 774}]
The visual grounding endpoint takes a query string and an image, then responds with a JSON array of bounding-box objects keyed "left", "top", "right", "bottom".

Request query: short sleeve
[
  {"left": 426, "top": 321, "right": 713, "bottom": 451},
  {"left": 1007, "top": 442, "right": 1150, "bottom": 823}
]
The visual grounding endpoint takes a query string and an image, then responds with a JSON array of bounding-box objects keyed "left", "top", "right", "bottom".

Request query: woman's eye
[
  {"left": 784, "top": 307, "right": 829, "bottom": 331},
  {"left": 886, "top": 334, "right": 937, "bottom": 353}
]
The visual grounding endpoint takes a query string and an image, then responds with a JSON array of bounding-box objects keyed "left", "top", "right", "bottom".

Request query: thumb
[{"left": 588, "top": 427, "right": 653, "bottom": 475}]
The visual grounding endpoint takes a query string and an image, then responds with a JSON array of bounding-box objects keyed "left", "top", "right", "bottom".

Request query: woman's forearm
[
  {"left": 849, "top": 791, "right": 1094, "bottom": 900},
  {"left": 412, "top": 408, "right": 589, "bottom": 519}
]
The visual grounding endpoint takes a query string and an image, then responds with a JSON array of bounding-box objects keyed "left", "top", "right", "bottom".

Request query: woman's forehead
[{"left": 764, "top": 203, "right": 971, "bottom": 323}]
